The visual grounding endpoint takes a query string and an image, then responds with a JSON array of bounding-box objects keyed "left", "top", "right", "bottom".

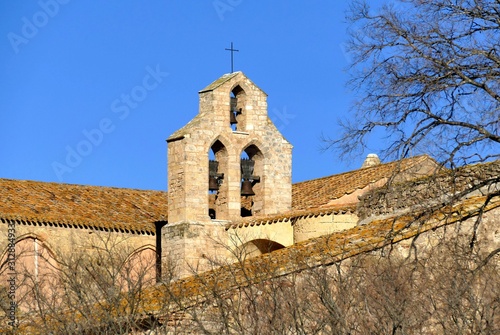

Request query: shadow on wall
[{"left": 240, "top": 239, "right": 285, "bottom": 258}]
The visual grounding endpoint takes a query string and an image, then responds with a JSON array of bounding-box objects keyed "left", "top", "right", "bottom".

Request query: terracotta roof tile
[
  {"left": 227, "top": 155, "right": 437, "bottom": 228},
  {"left": 0, "top": 179, "right": 168, "bottom": 234},
  {"left": 0, "top": 155, "right": 436, "bottom": 234},
  {"left": 135, "top": 194, "right": 500, "bottom": 317},
  {"left": 7, "top": 194, "right": 498, "bottom": 333}
]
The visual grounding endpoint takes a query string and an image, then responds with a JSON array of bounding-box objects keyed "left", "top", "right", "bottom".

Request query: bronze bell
[
  {"left": 230, "top": 97, "right": 237, "bottom": 110},
  {"left": 209, "top": 160, "right": 223, "bottom": 191},
  {"left": 209, "top": 176, "right": 219, "bottom": 191},
  {"left": 230, "top": 110, "right": 238, "bottom": 125},
  {"left": 241, "top": 180, "right": 255, "bottom": 196}
]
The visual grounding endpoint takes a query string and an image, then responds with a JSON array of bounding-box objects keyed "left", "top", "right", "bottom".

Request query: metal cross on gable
[{"left": 225, "top": 42, "right": 239, "bottom": 73}]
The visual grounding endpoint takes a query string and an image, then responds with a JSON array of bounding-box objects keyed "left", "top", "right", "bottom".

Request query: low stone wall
[
  {"left": 357, "top": 160, "right": 500, "bottom": 220},
  {"left": 9, "top": 195, "right": 499, "bottom": 334},
  {"left": 293, "top": 212, "right": 357, "bottom": 243},
  {"left": 150, "top": 195, "right": 500, "bottom": 312}
]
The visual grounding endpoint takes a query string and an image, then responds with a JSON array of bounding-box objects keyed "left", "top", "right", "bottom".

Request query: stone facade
[
  {"left": 0, "top": 221, "right": 157, "bottom": 314},
  {"left": 293, "top": 212, "right": 358, "bottom": 242},
  {"left": 160, "top": 74, "right": 441, "bottom": 279},
  {"left": 0, "top": 222, "right": 155, "bottom": 259},
  {"left": 1, "top": 71, "right": 498, "bottom": 333},
  {"left": 163, "top": 72, "right": 293, "bottom": 277},
  {"left": 358, "top": 160, "right": 500, "bottom": 220},
  {"left": 0, "top": 73, "right": 447, "bottom": 285}
]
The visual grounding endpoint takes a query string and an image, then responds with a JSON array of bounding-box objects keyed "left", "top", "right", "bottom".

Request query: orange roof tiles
[
  {"left": 7, "top": 193, "right": 499, "bottom": 333},
  {"left": 137, "top": 194, "right": 500, "bottom": 317},
  {"left": 0, "top": 155, "right": 438, "bottom": 234},
  {"left": 228, "top": 155, "right": 436, "bottom": 229},
  {"left": 0, "top": 179, "right": 168, "bottom": 234}
]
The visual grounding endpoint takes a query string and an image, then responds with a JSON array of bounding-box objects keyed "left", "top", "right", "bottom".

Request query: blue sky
[{"left": 0, "top": 1, "right": 388, "bottom": 191}]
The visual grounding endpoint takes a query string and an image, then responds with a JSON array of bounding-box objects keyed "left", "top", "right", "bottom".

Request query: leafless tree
[
  {"left": 8, "top": 233, "right": 166, "bottom": 334},
  {"left": 331, "top": 0, "right": 499, "bottom": 168},
  {"left": 2, "top": 219, "right": 496, "bottom": 334},
  {"left": 155, "top": 227, "right": 498, "bottom": 334}
]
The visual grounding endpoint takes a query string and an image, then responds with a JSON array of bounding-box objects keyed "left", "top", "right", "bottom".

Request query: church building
[{"left": 1, "top": 71, "right": 491, "bottom": 301}]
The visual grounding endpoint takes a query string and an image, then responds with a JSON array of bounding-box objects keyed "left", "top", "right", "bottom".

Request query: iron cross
[{"left": 225, "top": 42, "right": 239, "bottom": 73}]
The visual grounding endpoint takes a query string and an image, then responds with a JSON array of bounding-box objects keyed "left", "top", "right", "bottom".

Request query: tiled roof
[
  {"left": 9, "top": 193, "right": 498, "bottom": 333},
  {"left": 226, "top": 155, "right": 437, "bottom": 229},
  {"left": 291, "top": 155, "right": 436, "bottom": 211},
  {"left": 0, "top": 156, "right": 437, "bottom": 234},
  {"left": 0, "top": 179, "right": 168, "bottom": 234},
  {"left": 138, "top": 194, "right": 500, "bottom": 317}
]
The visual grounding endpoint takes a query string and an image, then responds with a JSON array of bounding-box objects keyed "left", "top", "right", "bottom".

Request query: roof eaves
[
  {"left": 226, "top": 204, "right": 357, "bottom": 230},
  {"left": 0, "top": 214, "right": 156, "bottom": 235}
]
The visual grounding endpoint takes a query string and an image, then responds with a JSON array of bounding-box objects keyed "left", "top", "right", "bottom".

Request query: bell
[
  {"left": 209, "top": 160, "right": 222, "bottom": 191},
  {"left": 230, "top": 110, "right": 238, "bottom": 125},
  {"left": 209, "top": 176, "right": 219, "bottom": 191},
  {"left": 241, "top": 180, "right": 255, "bottom": 196},
  {"left": 230, "top": 97, "right": 237, "bottom": 110},
  {"left": 241, "top": 159, "right": 255, "bottom": 179}
]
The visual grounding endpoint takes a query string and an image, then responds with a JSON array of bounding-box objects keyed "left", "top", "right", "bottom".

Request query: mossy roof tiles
[
  {"left": 0, "top": 179, "right": 167, "bottom": 234},
  {"left": 0, "top": 155, "right": 437, "bottom": 233},
  {"left": 9, "top": 194, "right": 499, "bottom": 333},
  {"left": 227, "top": 204, "right": 357, "bottom": 229},
  {"left": 137, "top": 194, "right": 500, "bottom": 317},
  {"left": 229, "top": 155, "right": 435, "bottom": 228}
]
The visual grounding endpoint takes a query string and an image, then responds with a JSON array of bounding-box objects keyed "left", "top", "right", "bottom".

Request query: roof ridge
[{"left": 0, "top": 177, "right": 167, "bottom": 193}]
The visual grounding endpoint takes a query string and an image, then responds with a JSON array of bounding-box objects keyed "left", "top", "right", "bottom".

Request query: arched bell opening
[
  {"left": 240, "top": 239, "right": 285, "bottom": 259},
  {"left": 208, "top": 139, "right": 228, "bottom": 220},
  {"left": 240, "top": 144, "right": 264, "bottom": 217},
  {"left": 229, "top": 85, "right": 246, "bottom": 131}
]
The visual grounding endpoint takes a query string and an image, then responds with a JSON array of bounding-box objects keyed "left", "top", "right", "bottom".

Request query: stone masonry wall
[
  {"left": 0, "top": 220, "right": 155, "bottom": 258},
  {"left": 293, "top": 213, "right": 358, "bottom": 243},
  {"left": 164, "top": 72, "right": 293, "bottom": 279},
  {"left": 358, "top": 160, "right": 500, "bottom": 220},
  {"left": 167, "top": 72, "right": 292, "bottom": 224}
]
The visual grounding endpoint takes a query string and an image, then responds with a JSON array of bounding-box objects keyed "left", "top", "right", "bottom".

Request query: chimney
[{"left": 362, "top": 153, "right": 381, "bottom": 168}]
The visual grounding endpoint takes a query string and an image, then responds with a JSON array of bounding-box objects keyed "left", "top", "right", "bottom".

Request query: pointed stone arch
[
  {"left": 11, "top": 234, "right": 59, "bottom": 276},
  {"left": 240, "top": 142, "right": 266, "bottom": 216},
  {"left": 229, "top": 84, "right": 248, "bottom": 131},
  {"left": 209, "top": 137, "right": 230, "bottom": 220},
  {"left": 0, "top": 234, "right": 60, "bottom": 311}
]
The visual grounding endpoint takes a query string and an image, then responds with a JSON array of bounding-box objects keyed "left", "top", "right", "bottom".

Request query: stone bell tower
[{"left": 162, "top": 72, "right": 292, "bottom": 278}]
